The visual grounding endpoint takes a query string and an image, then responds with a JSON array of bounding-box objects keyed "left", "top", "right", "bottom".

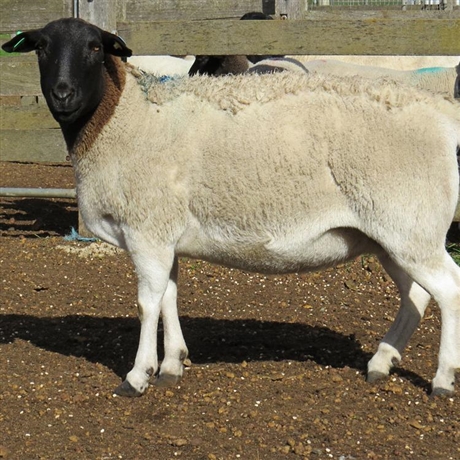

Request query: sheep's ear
[
  {"left": 1, "top": 30, "right": 43, "bottom": 53},
  {"left": 101, "top": 31, "right": 132, "bottom": 57}
]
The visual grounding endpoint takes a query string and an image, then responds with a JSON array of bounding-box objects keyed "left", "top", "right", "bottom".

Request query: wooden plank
[
  {"left": 0, "top": 59, "right": 41, "bottom": 96},
  {"left": 0, "top": 104, "right": 57, "bottom": 130},
  {"left": 120, "top": 0, "right": 264, "bottom": 22},
  {"left": 0, "top": 95, "right": 21, "bottom": 106},
  {"left": 0, "top": 130, "right": 67, "bottom": 162},
  {"left": 0, "top": 0, "right": 72, "bottom": 33},
  {"left": 117, "top": 18, "right": 460, "bottom": 56},
  {"left": 2, "top": 17, "right": 460, "bottom": 58}
]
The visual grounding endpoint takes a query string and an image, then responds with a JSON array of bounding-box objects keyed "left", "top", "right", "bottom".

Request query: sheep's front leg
[
  {"left": 115, "top": 247, "right": 174, "bottom": 397},
  {"left": 155, "top": 257, "right": 189, "bottom": 387}
]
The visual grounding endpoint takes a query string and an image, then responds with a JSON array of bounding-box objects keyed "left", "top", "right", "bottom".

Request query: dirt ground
[{"left": 1, "top": 162, "right": 460, "bottom": 460}]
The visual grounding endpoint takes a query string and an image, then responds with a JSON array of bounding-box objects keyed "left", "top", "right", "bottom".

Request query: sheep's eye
[{"left": 90, "top": 44, "right": 101, "bottom": 52}]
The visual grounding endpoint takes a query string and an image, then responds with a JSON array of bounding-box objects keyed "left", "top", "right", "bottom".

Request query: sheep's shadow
[
  {"left": 0, "top": 313, "right": 430, "bottom": 391},
  {"left": 0, "top": 198, "right": 77, "bottom": 237}
]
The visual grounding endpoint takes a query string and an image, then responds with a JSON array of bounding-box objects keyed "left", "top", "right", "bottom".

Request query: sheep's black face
[
  {"left": 36, "top": 20, "right": 108, "bottom": 124},
  {"left": 2, "top": 18, "right": 132, "bottom": 125}
]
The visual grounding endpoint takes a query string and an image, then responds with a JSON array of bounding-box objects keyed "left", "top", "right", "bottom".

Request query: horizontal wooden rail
[{"left": 117, "top": 18, "right": 460, "bottom": 56}]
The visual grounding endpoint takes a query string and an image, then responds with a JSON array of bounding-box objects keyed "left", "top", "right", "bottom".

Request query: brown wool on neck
[{"left": 71, "top": 55, "right": 126, "bottom": 159}]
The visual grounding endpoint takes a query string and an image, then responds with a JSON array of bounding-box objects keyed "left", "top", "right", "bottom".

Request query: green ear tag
[
  {"left": 13, "top": 30, "right": 25, "bottom": 51},
  {"left": 12, "top": 37, "right": 25, "bottom": 51}
]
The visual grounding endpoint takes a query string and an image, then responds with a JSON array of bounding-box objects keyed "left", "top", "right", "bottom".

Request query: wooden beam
[
  {"left": 118, "top": 18, "right": 460, "bottom": 56},
  {"left": 0, "top": 103, "right": 57, "bottom": 130},
  {"left": 0, "top": 0, "right": 72, "bottom": 33},
  {"left": 0, "top": 130, "right": 66, "bottom": 162},
  {"left": 0, "top": 59, "right": 40, "bottom": 96},
  {"left": 119, "top": 0, "right": 264, "bottom": 22}
]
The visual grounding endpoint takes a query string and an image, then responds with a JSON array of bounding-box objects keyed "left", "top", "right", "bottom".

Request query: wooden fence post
[
  {"left": 77, "top": 0, "right": 117, "bottom": 31},
  {"left": 275, "top": 0, "right": 307, "bottom": 19}
]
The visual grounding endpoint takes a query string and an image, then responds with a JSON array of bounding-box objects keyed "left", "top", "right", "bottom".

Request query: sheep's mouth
[{"left": 51, "top": 106, "right": 82, "bottom": 124}]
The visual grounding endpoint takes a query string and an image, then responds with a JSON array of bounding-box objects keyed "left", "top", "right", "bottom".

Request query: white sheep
[
  {"left": 127, "top": 55, "right": 194, "bottom": 77},
  {"left": 4, "top": 18, "right": 460, "bottom": 399},
  {"left": 296, "top": 55, "right": 460, "bottom": 71},
  {"left": 303, "top": 59, "right": 460, "bottom": 98}
]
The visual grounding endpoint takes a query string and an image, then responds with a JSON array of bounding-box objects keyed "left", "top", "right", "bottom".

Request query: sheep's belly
[{"left": 176, "top": 226, "right": 378, "bottom": 274}]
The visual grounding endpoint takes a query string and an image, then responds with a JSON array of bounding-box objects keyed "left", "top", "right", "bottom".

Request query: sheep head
[{"left": 2, "top": 18, "right": 132, "bottom": 125}]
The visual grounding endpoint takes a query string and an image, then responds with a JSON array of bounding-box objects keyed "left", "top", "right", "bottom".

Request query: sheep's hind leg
[
  {"left": 367, "top": 255, "right": 431, "bottom": 383},
  {"left": 386, "top": 252, "right": 460, "bottom": 396},
  {"left": 423, "top": 255, "right": 460, "bottom": 396},
  {"left": 155, "top": 257, "right": 189, "bottom": 387},
  {"left": 115, "top": 246, "right": 175, "bottom": 397}
]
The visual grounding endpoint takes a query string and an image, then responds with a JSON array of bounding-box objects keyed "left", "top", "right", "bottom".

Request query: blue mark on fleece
[
  {"left": 415, "top": 67, "right": 444, "bottom": 74},
  {"left": 158, "top": 75, "right": 174, "bottom": 83}
]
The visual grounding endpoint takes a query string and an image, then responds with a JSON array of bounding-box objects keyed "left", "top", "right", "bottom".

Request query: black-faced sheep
[
  {"left": 188, "top": 12, "right": 307, "bottom": 77},
  {"left": 188, "top": 54, "right": 309, "bottom": 76},
  {"left": 3, "top": 18, "right": 460, "bottom": 398},
  {"left": 188, "top": 54, "right": 252, "bottom": 76}
]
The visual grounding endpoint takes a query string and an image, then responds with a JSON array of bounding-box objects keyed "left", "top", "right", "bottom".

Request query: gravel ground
[{"left": 1, "top": 162, "right": 459, "bottom": 459}]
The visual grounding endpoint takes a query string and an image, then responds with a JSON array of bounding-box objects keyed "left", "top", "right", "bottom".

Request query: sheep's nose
[{"left": 52, "top": 82, "right": 75, "bottom": 102}]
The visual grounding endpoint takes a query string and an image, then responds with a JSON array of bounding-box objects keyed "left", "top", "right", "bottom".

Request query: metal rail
[{"left": 0, "top": 188, "right": 77, "bottom": 199}]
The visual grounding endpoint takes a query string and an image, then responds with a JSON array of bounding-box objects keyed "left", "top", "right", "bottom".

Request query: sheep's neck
[{"left": 61, "top": 55, "right": 126, "bottom": 158}]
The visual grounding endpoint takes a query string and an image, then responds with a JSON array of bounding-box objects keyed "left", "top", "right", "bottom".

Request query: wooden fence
[{"left": 1, "top": 0, "right": 460, "bottom": 220}]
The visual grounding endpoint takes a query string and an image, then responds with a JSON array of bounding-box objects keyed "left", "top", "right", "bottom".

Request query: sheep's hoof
[
  {"left": 366, "top": 371, "right": 388, "bottom": 384},
  {"left": 431, "top": 387, "right": 454, "bottom": 398},
  {"left": 154, "top": 373, "right": 181, "bottom": 388},
  {"left": 114, "top": 380, "right": 144, "bottom": 397}
]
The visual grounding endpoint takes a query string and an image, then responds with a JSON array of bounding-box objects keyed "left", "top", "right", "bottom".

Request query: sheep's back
[{"left": 130, "top": 67, "right": 458, "bottom": 116}]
